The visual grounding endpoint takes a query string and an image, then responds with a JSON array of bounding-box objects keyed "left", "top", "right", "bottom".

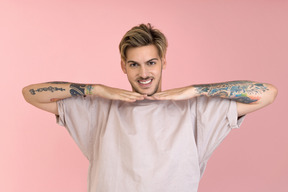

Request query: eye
[
  {"left": 129, "top": 63, "right": 139, "bottom": 67},
  {"left": 148, "top": 61, "right": 156, "bottom": 65}
]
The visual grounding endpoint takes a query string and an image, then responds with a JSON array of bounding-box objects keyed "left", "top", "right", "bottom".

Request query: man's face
[{"left": 121, "top": 45, "right": 166, "bottom": 96}]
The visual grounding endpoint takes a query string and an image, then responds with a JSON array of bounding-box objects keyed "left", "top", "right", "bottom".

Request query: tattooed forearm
[
  {"left": 194, "top": 81, "right": 269, "bottom": 104},
  {"left": 70, "top": 84, "right": 86, "bottom": 96},
  {"left": 36, "top": 83, "right": 93, "bottom": 97},
  {"left": 86, "top": 85, "right": 93, "bottom": 95},
  {"left": 29, "top": 86, "right": 66, "bottom": 95}
]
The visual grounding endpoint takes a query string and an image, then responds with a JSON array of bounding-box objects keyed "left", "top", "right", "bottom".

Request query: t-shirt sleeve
[
  {"left": 56, "top": 96, "right": 96, "bottom": 160},
  {"left": 195, "top": 96, "right": 245, "bottom": 175}
]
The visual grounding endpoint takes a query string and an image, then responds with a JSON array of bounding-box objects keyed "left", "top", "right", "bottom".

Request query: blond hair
[{"left": 119, "top": 23, "right": 168, "bottom": 61}]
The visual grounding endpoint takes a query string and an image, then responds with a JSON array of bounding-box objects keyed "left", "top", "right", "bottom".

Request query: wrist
[{"left": 191, "top": 85, "right": 207, "bottom": 97}]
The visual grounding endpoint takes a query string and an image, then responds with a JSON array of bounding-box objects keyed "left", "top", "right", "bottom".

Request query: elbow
[
  {"left": 22, "top": 85, "right": 33, "bottom": 103},
  {"left": 267, "top": 84, "right": 278, "bottom": 105}
]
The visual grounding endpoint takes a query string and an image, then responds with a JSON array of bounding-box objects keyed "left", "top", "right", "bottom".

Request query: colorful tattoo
[
  {"left": 194, "top": 81, "right": 268, "bottom": 104},
  {"left": 85, "top": 85, "right": 93, "bottom": 95},
  {"left": 70, "top": 84, "right": 86, "bottom": 96},
  {"left": 29, "top": 86, "right": 66, "bottom": 95}
]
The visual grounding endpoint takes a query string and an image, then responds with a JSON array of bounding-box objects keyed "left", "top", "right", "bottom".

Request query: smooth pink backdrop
[{"left": 1, "top": 0, "right": 287, "bottom": 191}]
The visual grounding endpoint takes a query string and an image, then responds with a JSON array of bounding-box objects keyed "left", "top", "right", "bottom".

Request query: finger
[
  {"left": 151, "top": 93, "right": 172, "bottom": 100},
  {"left": 124, "top": 95, "right": 144, "bottom": 102},
  {"left": 119, "top": 93, "right": 145, "bottom": 101},
  {"left": 123, "top": 92, "right": 145, "bottom": 99},
  {"left": 157, "top": 93, "right": 182, "bottom": 100},
  {"left": 122, "top": 98, "right": 137, "bottom": 102},
  {"left": 144, "top": 95, "right": 157, "bottom": 100},
  {"left": 155, "top": 95, "right": 173, "bottom": 100},
  {"left": 114, "top": 94, "right": 137, "bottom": 102},
  {"left": 121, "top": 91, "right": 144, "bottom": 98}
]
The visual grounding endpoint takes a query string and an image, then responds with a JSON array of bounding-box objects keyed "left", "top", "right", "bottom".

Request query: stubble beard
[
  {"left": 133, "top": 82, "right": 159, "bottom": 96},
  {"left": 131, "top": 72, "right": 162, "bottom": 96}
]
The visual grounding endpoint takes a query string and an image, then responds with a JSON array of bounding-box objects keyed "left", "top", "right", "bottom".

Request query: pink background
[{"left": 1, "top": 0, "right": 287, "bottom": 191}]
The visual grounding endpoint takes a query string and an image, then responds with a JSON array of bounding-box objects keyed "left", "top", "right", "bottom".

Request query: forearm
[
  {"left": 22, "top": 81, "right": 96, "bottom": 104},
  {"left": 192, "top": 80, "right": 275, "bottom": 104}
]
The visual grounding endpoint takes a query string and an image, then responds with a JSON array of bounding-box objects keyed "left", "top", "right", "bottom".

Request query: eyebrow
[{"left": 127, "top": 58, "right": 159, "bottom": 63}]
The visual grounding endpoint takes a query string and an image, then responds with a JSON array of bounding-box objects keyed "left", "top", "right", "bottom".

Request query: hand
[
  {"left": 146, "top": 86, "right": 197, "bottom": 100},
  {"left": 95, "top": 84, "right": 145, "bottom": 102}
]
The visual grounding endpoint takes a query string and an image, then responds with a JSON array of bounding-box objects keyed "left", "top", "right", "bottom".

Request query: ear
[
  {"left": 162, "top": 57, "right": 167, "bottom": 69},
  {"left": 121, "top": 60, "right": 127, "bottom": 74}
]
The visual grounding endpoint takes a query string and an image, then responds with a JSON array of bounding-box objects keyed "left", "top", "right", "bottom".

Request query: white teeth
[{"left": 139, "top": 79, "right": 152, "bottom": 84}]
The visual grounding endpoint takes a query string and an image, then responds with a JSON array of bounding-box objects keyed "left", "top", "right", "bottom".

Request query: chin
[
  {"left": 131, "top": 82, "right": 160, "bottom": 96},
  {"left": 147, "top": 91, "right": 157, "bottom": 96},
  {"left": 136, "top": 88, "right": 158, "bottom": 96}
]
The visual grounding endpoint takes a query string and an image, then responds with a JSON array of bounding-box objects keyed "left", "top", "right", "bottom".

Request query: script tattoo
[
  {"left": 70, "top": 84, "right": 86, "bottom": 96},
  {"left": 195, "top": 81, "right": 269, "bottom": 104},
  {"left": 29, "top": 86, "right": 66, "bottom": 95},
  {"left": 46, "top": 81, "right": 70, "bottom": 84}
]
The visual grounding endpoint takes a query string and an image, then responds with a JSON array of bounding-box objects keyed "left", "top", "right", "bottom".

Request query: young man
[{"left": 22, "top": 23, "right": 277, "bottom": 192}]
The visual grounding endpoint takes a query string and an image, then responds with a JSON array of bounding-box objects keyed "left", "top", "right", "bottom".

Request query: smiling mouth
[
  {"left": 138, "top": 79, "right": 152, "bottom": 84},
  {"left": 137, "top": 78, "right": 154, "bottom": 88}
]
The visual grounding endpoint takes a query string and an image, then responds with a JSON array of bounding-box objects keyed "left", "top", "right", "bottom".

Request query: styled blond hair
[{"left": 119, "top": 23, "right": 168, "bottom": 61}]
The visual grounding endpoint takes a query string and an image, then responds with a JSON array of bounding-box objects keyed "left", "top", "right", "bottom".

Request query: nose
[{"left": 139, "top": 66, "right": 148, "bottom": 78}]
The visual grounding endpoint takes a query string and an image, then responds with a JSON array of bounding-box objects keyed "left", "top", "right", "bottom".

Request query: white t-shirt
[{"left": 56, "top": 95, "right": 244, "bottom": 192}]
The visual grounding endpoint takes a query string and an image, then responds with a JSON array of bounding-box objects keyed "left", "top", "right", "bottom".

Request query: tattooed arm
[
  {"left": 148, "top": 81, "right": 278, "bottom": 116},
  {"left": 193, "top": 81, "right": 278, "bottom": 116},
  {"left": 22, "top": 82, "right": 145, "bottom": 115},
  {"left": 22, "top": 82, "right": 89, "bottom": 115}
]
